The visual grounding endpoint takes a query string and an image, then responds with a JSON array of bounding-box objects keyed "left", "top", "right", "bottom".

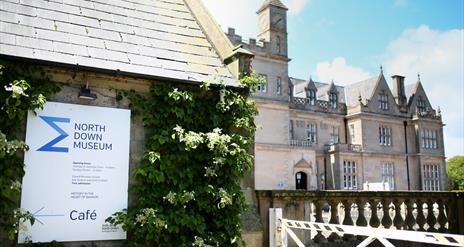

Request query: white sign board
[{"left": 19, "top": 102, "right": 130, "bottom": 243}]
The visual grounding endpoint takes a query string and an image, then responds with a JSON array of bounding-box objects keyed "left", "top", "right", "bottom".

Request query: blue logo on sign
[{"left": 37, "top": 116, "right": 70, "bottom": 153}]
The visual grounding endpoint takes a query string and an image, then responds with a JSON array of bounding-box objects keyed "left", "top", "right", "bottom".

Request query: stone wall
[
  {"left": 257, "top": 190, "right": 464, "bottom": 247},
  {"left": 1, "top": 65, "right": 149, "bottom": 246}
]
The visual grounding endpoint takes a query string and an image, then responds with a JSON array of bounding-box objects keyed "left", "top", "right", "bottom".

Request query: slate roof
[
  {"left": 258, "top": 0, "right": 288, "bottom": 12},
  {"left": 0, "top": 0, "right": 239, "bottom": 87},
  {"left": 290, "top": 77, "right": 346, "bottom": 104},
  {"left": 405, "top": 82, "right": 418, "bottom": 99},
  {"left": 344, "top": 76, "right": 379, "bottom": 107}
]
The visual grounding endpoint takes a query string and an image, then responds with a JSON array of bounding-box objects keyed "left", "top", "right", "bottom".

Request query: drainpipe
[
  {"left": 404, "top": 121, "right": 410, "bottom": 190},
  {"left": 344, "top": 118, "right": 348, "bottom": 144},
  {"left": 323, "top": 157, "right": 327, "bottom": 190}
]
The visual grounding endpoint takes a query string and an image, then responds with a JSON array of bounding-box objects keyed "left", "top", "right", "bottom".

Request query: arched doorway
[{"left": 295, "top": 172, "right": 307, "bottom": 190}]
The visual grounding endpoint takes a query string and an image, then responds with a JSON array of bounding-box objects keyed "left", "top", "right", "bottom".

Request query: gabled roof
[
  {"left": 344, "top": 75, "right": 380, "bottom": 107},
  {"left": 290, "top": 77, "right": 346, "bottom": 104},
  {"left": 258, "top": 0, "right": 288, "bottom": 13},
  {"left": 405, "top": 83, "right": 418, "bottom": 100},
  {"left": 0, "top": 0, "right": 239, "bottom": 87}
]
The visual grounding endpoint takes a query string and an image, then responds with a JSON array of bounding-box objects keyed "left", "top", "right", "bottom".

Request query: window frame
[
  {"left": 257, "top": 74, "right": 267, "bottom": 93},
  {"left": 306, "top": 123, "right": 317, "bottom": 144},
  {"left": 330, "top": 126, "right": 339, "bottom": 144},
  {"left": 381, "top": 162, "right": 395, "bottom": 190},
  {"left": 417, "top": 99, "right": 426, "bottom": 113},
  {"left": 421, "top": 129, "right": 438, "bottom": 149},
  {"left": 329, "top": 92, "right": 338, "bottom": 109},
  {"left": 423, "top": 163, "right": 440, "bottom": 191},
  {"left": 379, "top": 126, "right": 392, "bottom": 146},
  {"left": 306, "top": 89, "right": 316, "bottom": 105},
  {"left": 343, "top": 160, "right": 357, "bottom": 190},
  {"left": 378, "top": 94, "right": 389, "bottom": 110}
]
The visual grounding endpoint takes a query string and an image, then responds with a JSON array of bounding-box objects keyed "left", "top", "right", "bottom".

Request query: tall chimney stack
[{"left": 391, "top": 75, "right": 407, "bottom": 106}]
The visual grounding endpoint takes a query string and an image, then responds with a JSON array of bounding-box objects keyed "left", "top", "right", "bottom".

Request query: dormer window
[
  {"left": 417, "top": 99, "right": 426, "bottom": 113},
  {"left": 329, "top": 93, "right": 338, "bottom": 109},
  {"left": 306, "top": 89, "right": 316, "bottom": 105},
  {"left": 378, "top": 94, "right": 388, "bottom": 110}
]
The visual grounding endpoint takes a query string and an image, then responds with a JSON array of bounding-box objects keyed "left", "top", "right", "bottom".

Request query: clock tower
[{"left": 257, "top": 0, "right": 288, "bottom": 57}]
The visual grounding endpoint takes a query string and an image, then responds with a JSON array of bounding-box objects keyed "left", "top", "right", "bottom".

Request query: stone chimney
[{"left": 391, "top": 75, "right": 407, "bottom": 106}]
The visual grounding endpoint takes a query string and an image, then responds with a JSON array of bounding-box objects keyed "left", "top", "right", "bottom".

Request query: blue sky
[
  {"left": 203, "top": 0, "right": 464, "bottom": 158},
  {"left": 287, "top": 0, "right": 464, "bottom": 79}
]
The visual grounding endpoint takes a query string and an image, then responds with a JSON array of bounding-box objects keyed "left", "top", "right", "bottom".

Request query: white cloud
[
  {"left": 384, "top": 25, "right": 464, "bottom": 157},
  {"left": 202, "top": 0, "right": 310, "bottom": 40},
  {"left": 315, "top": 57, "right": 371, "bottom": 85},
  {"left": 202, "top": 0, "right": 260, "bottom": 39},
  {"left": 287, "top": 0, "right": 311, "bottom": 15}
]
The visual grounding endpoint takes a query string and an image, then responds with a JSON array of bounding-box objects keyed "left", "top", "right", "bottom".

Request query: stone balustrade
[
  {"left": 290, "top": 139, "right": 315, "bottom": 148},
  {"left": 256, "top": 190, "right": 464, "bottom": 246},
  {"left": 413, "top": 107, "right": 442, "bottom": 120},
  {"left": 327, "top": 143, "right": 363, "bottom": 152},
  {"left": 290, "top": 97, "right": 347, "bottom": 115}
]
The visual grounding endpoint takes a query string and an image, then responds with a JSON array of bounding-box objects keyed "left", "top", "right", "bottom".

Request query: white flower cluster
[
  {"left": 204, "top": 166, "right": 217, "bottom": 177},
  {"left": 10, "top": 180, "right": 21, "bottom": 191},
  {"left": 163, "top": 191, "right": 195, "bottom": 205},
  {"left": 217, "top": 188, "right": 233, "bottom": 209},
  {"left": 0, "top": 131, "right": 28, "bottom": 157},
  {"left": 135, "top": 208, "right": 166, "bottom": 229},
  {"left": 12, "top": 208, "right": 32, "bottom": 234},
  {"left": 192, "top": 236, "right": 214, "bottom": 247},
  {"left": 4, "top": 80, "right": 29, "bottom": 98}
]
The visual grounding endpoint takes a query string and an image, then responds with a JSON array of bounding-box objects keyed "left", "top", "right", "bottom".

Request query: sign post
[{"left": 19, "top": 102, "right": 131, "bottom": 243}]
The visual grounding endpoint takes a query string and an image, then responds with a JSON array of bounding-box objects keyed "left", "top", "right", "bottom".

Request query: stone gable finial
[
  {"left": 417, "top": 73, "right": 421, "bottom": 82},
  {"left": 380, "top": 64, "right": 383, "bottom": 74}
]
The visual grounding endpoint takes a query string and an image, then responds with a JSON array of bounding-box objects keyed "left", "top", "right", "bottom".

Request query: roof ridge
[{"left": 257, "top": 0, "right": 288, "bottom": 13}]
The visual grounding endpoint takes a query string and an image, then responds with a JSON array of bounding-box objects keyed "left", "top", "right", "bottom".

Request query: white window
[
  {"left": 417, "top": 99, "right": 426, "bottom": 113},
  {"left": 381, "top": 162, "right": 395, "bottom": 190},
  {"left": 349, "top": 124, "right": 355, "bottom": 143},
  {"left": 343, "top": 161, "right": 357, "bottom": 190},
  {"left": 423, "top": 163, "right": 440, "bottom": 191},
  {"left": 378, "top": 94, "right": 388, "bottom": 110},
  {"left": 306, "top": 123, "right": 317, "bottom": 144},
  {"left": 330, "top": 126, "right": 339, "bottom": 144},
  {"left": 306, "top": 89, "right": 316, "bottom": 105},
  {"left": 379, "top": 126, "right": 392, "bottom": 146},
  {"left": 421, "top": 129, "right": 438, "bottom": 149},
  {"left": 329, "top": 93, "right": 338, "bottom": 109},
  {"left": 257, "top": 74, "right": 267, "bottom": 93},
  {"left": 276, "top": 77, "right": 282, "bottom": 95}
]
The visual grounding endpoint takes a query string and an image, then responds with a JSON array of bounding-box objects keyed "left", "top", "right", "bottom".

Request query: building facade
[{"left": 226, "top": 0, "right": 447, "bottom": 191}]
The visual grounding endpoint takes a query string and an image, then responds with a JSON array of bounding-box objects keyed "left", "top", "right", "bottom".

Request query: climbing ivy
[
  {"left": 0, "top": 60, "right": 59, "bottom": 243},
  {"left": 107, "top": 73, "right": 261, "bottom": 246}
]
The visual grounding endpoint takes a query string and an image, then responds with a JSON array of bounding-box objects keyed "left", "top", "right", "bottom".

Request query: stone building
[
  {"left": 0, "top": 0, "right": 253, "bottom": 245},
  {"left": 226, "top": 0, "right": 447, "bottom": 192}
]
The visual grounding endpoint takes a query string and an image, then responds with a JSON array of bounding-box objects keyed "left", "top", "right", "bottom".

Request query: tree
[
  {"left": 107, "top": 74, "right": 261, "bottom": 246},
  {"left": 0, "top": 60, "right": 59, "bottom": 244},
  {"left": 446, "top": 156, "right": 464, "bottom": 190}
]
